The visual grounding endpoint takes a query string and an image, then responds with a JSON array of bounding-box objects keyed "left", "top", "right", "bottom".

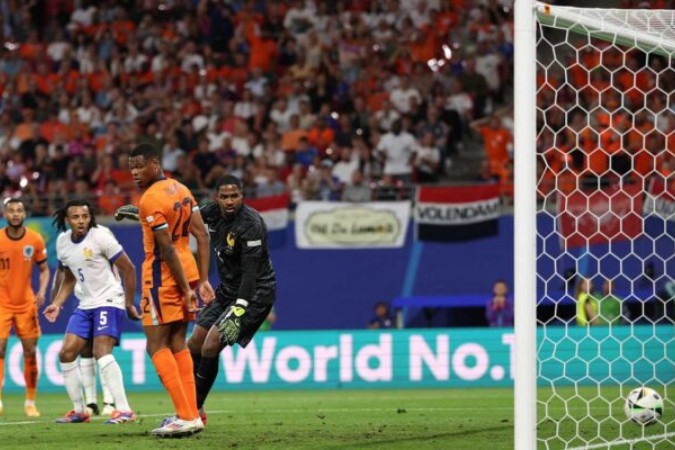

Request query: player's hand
[
  {"left": 43, "top": 304, "right": 61, "bottom": 323},
  {"left": 126, "top": 302, "right": 142, "bottom": 321},
  {"left": 35, "top": 293, "right": 46, "bottom": 308},
  {"left": 184, "top": 289, "right": 200, "bottom": 314},
  {"left": 199, "top": 281, "right": 215, "bottom": 305},
  {"left": 217, "top": 299, "right": 248, "bottom": 345},
  {"left": 114, "top": 205, "right": 140, "bottom": 222}
]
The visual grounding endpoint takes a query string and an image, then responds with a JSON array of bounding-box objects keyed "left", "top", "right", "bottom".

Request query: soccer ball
[{"left": 624, "top": 387, "right": 664, "bottom": 426}]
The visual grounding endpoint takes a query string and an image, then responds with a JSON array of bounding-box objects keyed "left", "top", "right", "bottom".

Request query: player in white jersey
[{"left": 44, "top": 200, "right": 140, "bottom": 424}]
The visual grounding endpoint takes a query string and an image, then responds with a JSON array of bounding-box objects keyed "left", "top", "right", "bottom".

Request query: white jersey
[{"left": 56, "top": 226, "right": 126, "bottom": 310}]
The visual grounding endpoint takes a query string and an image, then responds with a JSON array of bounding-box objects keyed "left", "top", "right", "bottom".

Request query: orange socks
[
  {"left": 151, "top": 348, "right": 195, "bottom": 421},
  {"left": 24, "top": 356, "right": 38, "bottom": 401},
  {"left": 174, "top": 349, "right": 198, "bottom": 417}
]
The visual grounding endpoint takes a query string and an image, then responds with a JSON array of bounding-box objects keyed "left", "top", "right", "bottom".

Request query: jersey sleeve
[
  {"left": 96, "top": 226, "right": 124, "bottom": 262},
  {"left": 240, "top": 220, "right": 266, "bottom": 260},
  {"left": 237, "top": 213, "right": 267, "bottom": 301},
  {"left": 139, "top": 190, "right": 169, "bottom": 232},
  {"left": 33, "top": 233, "right": 47, "bottom": 265},
  {"left": 55, "top": 233, "right": 66, "bottom": 267}
]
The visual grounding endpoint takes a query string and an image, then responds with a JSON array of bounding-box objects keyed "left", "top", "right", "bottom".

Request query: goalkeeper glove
[
  {"left": 114, "top": 205, "right": 139, "bottom": 222},
  {"left": 217, "top": 299, "right": 248, "bottom": 346}
]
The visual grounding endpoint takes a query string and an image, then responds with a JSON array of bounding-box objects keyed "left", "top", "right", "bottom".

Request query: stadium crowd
[{"left": 0, "top": 0, "right": 515, "bottom": 216}]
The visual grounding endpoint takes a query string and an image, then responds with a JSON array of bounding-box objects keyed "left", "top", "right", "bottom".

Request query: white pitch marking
[{"left": 567, "top": 431, "right": 675, "bottom": 450}]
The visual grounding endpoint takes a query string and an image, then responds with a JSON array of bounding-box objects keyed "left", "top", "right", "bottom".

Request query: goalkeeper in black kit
[
  {"left": 190, "top": 174, "right": 276, "bottom": 423},
  {"left": 115, "top": 174, "right": 276, "bottom": 425}
]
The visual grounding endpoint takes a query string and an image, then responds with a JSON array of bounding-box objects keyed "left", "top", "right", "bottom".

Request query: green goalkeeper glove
[
  {"left": 217, "top": 299, "right": 248, "bottom": 346},
  {"left": 114, "top": 205, "right": 139, "bottom": 222}
]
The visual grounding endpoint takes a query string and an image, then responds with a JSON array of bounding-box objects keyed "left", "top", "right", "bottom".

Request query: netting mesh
[{"left": 535, "top": 4, "right": 674, "bottom": 449}]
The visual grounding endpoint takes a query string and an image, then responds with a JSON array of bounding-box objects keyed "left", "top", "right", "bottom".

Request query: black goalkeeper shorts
[{"left": 196, "top": 287, "right": 275, "bottom": 348}]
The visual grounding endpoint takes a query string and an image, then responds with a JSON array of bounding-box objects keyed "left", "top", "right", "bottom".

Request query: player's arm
[
  {"left": 35, "top": 260, "right": 50, "bottom": 308},
  {"left": 153, "top": 228, "right": 198, "bottom": 312},
  {"left": 50, "top": 264, "right": 66, "bottom": 303},
  {"left": 189, "top": 208, "right": 215, "bottom": 304},
  {"left": 218, "top": 220, "right": 265, "bottom": 345},
  {"left": 43, "top": 267, "right": 76, "bottom": 323},
  {"left": 112, "top": 252, "right": 141, "bottom": 321}
]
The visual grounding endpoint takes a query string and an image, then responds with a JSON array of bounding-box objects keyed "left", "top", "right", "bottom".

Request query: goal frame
[
  {"left": 513, "top": 1, "right": 538, "bottom": 449},
  {"left": 515, "top": 1, "right": 675, "bottom": 448}
]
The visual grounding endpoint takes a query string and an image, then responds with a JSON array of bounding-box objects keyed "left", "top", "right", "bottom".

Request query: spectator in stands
[
  {"left": 341, "top": 169, "right": 371, "bottom": 203},
  {"left": 0, "top": 0, "right": 516, "bottom": 215},
  {"left": 369, "top": 302, "right": 394, "bottom": 329},
  {"left": 414, "top": 131, "right": 441, "bottom": 183},
  {"left": 485, "top": 280, "right": 514, "bottom": 327},
  {"left": 471, "top": 114, "right": 512, "bottom": 179},
  {"left": 305, "top": 158, "right": 339, "bottom": 201},
  {"left": 376, "top": 119, "right": 417, "bottom": 184}
]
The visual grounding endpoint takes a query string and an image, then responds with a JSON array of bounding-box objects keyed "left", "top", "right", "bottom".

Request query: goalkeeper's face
[{"left": 216, "top": 184, "right": 243, "bottom": 218}]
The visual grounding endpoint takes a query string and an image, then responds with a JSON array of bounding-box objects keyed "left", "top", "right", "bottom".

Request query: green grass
[{"left": 0, "top": 387, "right": 671, "bottom": 449}]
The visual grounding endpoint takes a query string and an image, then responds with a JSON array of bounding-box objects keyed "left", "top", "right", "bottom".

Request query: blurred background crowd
[{"left": 0, "top": 0, "right": 517, "bottom": 216}]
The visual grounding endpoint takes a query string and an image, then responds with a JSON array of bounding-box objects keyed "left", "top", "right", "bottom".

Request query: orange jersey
[
  {"left": 138, "top": 178, "right": 200, "bottom": 290},
  {"left": 0, "top": 228, "right": 47, "bottom": 311}
]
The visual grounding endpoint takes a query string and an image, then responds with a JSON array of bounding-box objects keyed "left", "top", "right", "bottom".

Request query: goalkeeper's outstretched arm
[{"left": 114, "top": 205, "right": 140, "bottom": 222}]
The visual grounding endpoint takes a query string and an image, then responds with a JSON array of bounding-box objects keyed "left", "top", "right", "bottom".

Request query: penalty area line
[{"left": 567, "top": 431, "right": 675, "bottom": 450}]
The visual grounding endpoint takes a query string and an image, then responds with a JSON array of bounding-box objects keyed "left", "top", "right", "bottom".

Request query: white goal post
[{"left": 515, "top": 1, "right": 675, "bottom": 449}]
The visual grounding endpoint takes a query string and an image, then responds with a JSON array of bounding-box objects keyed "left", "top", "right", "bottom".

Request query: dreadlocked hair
[{"left": 52, "top": 199, "right": 98, "bottom": 233}]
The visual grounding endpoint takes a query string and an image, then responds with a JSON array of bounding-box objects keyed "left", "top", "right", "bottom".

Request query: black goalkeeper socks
[
  {"left": 190, "top": 351, "right": 202, "bottom": 380},
  {"left": 195, "top": 355, "right": 220, "bottom": 410}
]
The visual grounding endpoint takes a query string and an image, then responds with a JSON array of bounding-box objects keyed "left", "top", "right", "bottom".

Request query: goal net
[{"left": 517, "top": 1, "right": 675, "bottom": 449}]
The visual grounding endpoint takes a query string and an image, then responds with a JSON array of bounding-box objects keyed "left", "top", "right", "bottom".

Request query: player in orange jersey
[
  {"left": 127, "top": 143, "right": 214, "bottom": 438},
  {"left": 0, "top": 198, "right": 50, "bottom": 417}
]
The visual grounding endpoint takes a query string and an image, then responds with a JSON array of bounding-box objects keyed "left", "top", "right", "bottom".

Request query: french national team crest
[
  {"left": 83, "top": 247, "right": 94, "bottom": 260},
  {"left": 23, "top": 245, "right": 34, "bottom": 259}
]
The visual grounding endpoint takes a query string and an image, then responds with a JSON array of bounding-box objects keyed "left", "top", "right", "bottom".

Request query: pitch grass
[
  {"left": 0, "top": 388, "right": 511, "bottom": 450},
  {"left": 0, "top": 387, "right": 670, "bottom": 449}
]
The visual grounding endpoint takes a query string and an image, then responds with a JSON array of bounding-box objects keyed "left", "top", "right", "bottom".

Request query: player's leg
[
  {"left": 146, "top": 322, "right": 203, "bottom": 435},
  {"left": 91, "top": 307, "right": 135, "bottom": 424},
  {"left": 145, "top": 322, "right": 195, "bottom": 419},
  {"left": 192, "top": 292, "right": 230, "bottom": 422},
  {"left": 0, "top": 308, "right": 13, "bottom": 415},
  {"left": 197, "top": 299, "right": 274, "bottom": 411},
  {"left": 187, "top": 325, "right": 207, "bottom": 380},
  {"left": 100, "top": 375, "right": 115, "bottom": 415},
  {"left": 79, "top": 343, "right": 99, "bottom": 416},
  {"left": 142, "top": 286, "right": 202, "bottom": 436},
  {"left": 195, "top": 325, "right": 226, "bottom": 412},
  {"left": 16, "top": 304, "right": 41, "bottom": 417},
  {"left": 171, "top": 324, "right": 198, "bottom": 422},
  {"left": 56, "top": 308, "right": 94, "bottom": 423}
]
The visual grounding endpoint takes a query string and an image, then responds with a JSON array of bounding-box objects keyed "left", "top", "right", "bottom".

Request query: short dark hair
[
  {"left": 130, "top": 143, "right": 161, "bottom": 161},
  {"left": 3, "top": 197, "right": 24, "bottom": 208},
  {"left": 52, "top": 199, "right": 98, "bottom": 233},
  {"left": 215, "top": 175, "right": 243, "bottom": 191}
]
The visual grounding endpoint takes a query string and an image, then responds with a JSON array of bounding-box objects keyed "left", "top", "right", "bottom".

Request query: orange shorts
[
  {"left": 141, "top": 283, "right": 197, "bottom": 326},
  {"left": 0, "top": 303, "right": 41, "bottom": 339}
]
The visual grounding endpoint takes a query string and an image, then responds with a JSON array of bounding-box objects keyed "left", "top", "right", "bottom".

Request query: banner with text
[
  {"left": 557, "top": 183, "right": 643, "bottom": 249},
  {"left": 2, "top": 326, "right": 669, "bottom": 393},
  {"left": 294, "top": 201, "right": 410, "bottom": 249},
  {"left": 414, "top": 184, "right": 501, "bottom": 242}
]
